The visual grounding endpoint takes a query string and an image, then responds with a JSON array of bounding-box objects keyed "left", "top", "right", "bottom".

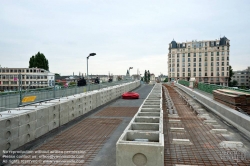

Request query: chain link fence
[{"left": 0, "top": 80, "right": 133, "bottom": 112}]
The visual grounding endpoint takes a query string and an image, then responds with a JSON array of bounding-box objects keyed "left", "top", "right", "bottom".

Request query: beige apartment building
[
  {"left": 0, "top": 67, "right": 55, "bottom": 91},
  {"left": 168, "top": 37, "right": 230, "bottom": 86},
  {"left": 232, "top": 67, "right": 250, "bottom": 88}
]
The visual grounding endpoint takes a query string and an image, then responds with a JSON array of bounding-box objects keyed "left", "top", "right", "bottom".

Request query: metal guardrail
[{"left": 0, "top": 80, "right": 134, "bottom": 112}]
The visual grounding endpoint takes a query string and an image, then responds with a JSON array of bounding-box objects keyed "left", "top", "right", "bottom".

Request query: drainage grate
[
  {"left": 163, "top": 85, "right": 250, "bottom": 166},
  {"left": 95, "top": 106, "right": 139, "bottom": 117}
]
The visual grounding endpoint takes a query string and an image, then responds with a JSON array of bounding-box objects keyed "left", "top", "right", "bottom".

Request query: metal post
[
  {"left": 53, "top": 75, "right": 55, "bottom": 98},
  {"left": 18, "top": 73, "right": 22, "bottom": 106},
  {"left": 87, "top": 57, "right": 89, "bottom": 85},
  {"left": 87, "top": 56, "right": 89, "bottom": 91}
]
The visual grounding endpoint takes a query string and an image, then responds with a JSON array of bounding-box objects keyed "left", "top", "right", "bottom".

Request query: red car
[{"left": 122, "top": 92, "right": 139, "bottom": 99}]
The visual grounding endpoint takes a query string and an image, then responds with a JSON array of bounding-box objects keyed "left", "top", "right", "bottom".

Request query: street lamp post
[
  {"left": 129, "top": 67, "right": 133, "bottom": 79},
  {"left": 87, "top": 53, "right": 96, "bottom": 85}
]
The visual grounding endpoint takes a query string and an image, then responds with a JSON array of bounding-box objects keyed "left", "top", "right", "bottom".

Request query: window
[
  {"left": 211, "top": 72, "right": 213, "bottom": 76},
  {"left": 217, "top": 52, "right": 219, "bottom": 56},
  {"left": 188, "top": 53, "right": 190, "bottom": 57},
  {"left": 222, "top": 67, "right": 224, "bottom": 71},
  {"left": 194, "top": 58, "right": 196, "bottom": 62},
  {"left": 193, "top": 68, "right": 196, "bottom": 72},
  {"left": 211, "top": 57, "right": 214, "bottom": 61},
  {"left": 182, "top": 68, "right": 185, "bottom": 72},
  {"left": 188, "top": 63, "right": 190, "bottom": 67},
  {"left": 217, "top": 72, "right": 220, "bottom": 76},
  {"left": 188, "top": 68, "right": 190, "bottom": 72},
  {"left": 199, "top": 58, "right": 202, "bottom": 62},
  {"left": 199, "top": 73, "right": 201, "bottom": 76},
  {"left": 222, "top": 57, "right": 224, "bottom": 61},
  {"left": 182, "top": 63, "right": 185, "bottom": 67},
  {"left": 211, "top": 67, "right": 214, "bottom": 71},
  {"left": 182, "top": 53, "right": 185, "bottom": 57},
  {"left": 194, "top": 53, "right": 196, "bottom": 57},
  {"left": 222, "top": 72, "right": 224, "bottom": 76},
  {"left": 216, "top": 57, "right": 219, "bottom": 61},
  {"left": 205, "top": 57, "right": 207, "bottom": 61},
  {"left": 221, "top": 62, "right": 224, "bottom": 66},
  {"left": 188, "top": 58, "right": 190, "bottom": 62},
  {"left": 182, "top": 57, "right": 185, "bottom": 62},
  {"left": 199, "top": 63, "right": 201, "bottom": 67},
  {"left": 211, "top": 62, "right": 214, "bottom": 66},
  {"left": 205, "top": 73, "right": 207, "bottom": 76},
  {"left": 217, "top": 67, "right": 219, "bottom": 71},
  {"left": 217, "top": 62, "right": 219, "bottom": 66},
  {"left": 211, "top": 52, "right": 214, "bottom": 56},
  {"left": 205, "top": 52, "right": 207, "bottom": 56},
  {"left": 177, "top": 54, "right": 179, "bottom": 58},
  {"left": 199, "top": 68, "right": 201, "bottom": 72},
  {"left": 205, "top": 62, "right": 207, "bottom": 66},
  {"left": 194, "top": 63, "right": 196, "bottom": 67}
]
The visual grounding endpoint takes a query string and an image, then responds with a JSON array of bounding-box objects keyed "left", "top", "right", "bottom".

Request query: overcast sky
[{"left": 0, "top": 0, "right": 250, "bottom": 76}]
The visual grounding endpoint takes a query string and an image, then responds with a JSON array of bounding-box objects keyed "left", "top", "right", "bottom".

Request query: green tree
[
  {"left": 69, "top": 82, "right": 76, "bottom": 86},
  {"left": 144, "top": 70, "right": 148, "bottom": 83},
  {"left": 228, "top": 65, "right": 234, "bottom": 86},
  {"left": 29, "top": 52, "right": 49, "bottom": 70},
  {"left": 163, "top": 78, "right": 168, "bottom": 82},
  {"left": 148, "top": 70, "right": 150, "bottom": 83},
  {"left": 231, "top": 80, "right": 238, "bottom": 87}
]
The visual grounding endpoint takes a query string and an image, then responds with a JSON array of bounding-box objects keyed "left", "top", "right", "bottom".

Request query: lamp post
[
  {"left": 87, "top": 53, "right": 96, "bottom": 84},
  {"left": 129, "top": 67, "right": 133, "bottom": 79}
]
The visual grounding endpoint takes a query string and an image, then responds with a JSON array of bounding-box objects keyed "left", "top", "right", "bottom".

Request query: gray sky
[{"left": 0, "top": 0, "right": 250, "bottom": 76}]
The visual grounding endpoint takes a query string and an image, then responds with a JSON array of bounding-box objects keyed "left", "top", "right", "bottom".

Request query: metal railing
[
  {"left": 0, "top": 80, "right": 134, "bottom": 112},
  {"left": 178, "top": 80, "right": 250, "bottom": 94}
]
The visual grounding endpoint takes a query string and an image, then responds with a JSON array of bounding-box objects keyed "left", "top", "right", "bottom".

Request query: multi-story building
[
  {"left": 232, "top": 67, "right": 250, "bottom": 88},
  {"left": 168, "top": 37, "right": 230, "bottom": 86},
  {"left": 0, "top": 67, "right": 55, "bottom": 91}
]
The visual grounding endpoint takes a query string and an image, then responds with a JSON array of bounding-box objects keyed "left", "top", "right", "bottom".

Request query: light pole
[
  {"left": 129, "top": 67, "right": 133, "bottom": 79},
  {"left": 87, "top": 53, "right": 96, "bottom": 84}
]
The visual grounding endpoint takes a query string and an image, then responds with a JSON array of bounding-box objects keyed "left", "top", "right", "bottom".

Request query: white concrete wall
[{"left": 0, "top": 81, "right": 140, "bottom": 156}]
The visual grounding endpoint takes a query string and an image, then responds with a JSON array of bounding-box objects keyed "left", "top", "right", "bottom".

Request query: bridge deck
[
  {"left": 7, "top": 84, "right": 153, "bottom": 166},
  {"left": 163, "top": 85, "right": 250, "bottom": 165}
]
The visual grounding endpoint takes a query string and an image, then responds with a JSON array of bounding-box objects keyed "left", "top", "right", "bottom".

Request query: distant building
[
  {"left": 232, "top": 67, "right": 250, "bottom": 88},
  {"left": 0, "top": 67, "right": 55, "bottom": 91},
  {"left": 158, "top": 74, "right": 168, "bottom": 82},
  {"left": 149, "top": 74, "right": 156, "bottom": 84},
  {"left": 168, "top": 37, "right": 230, "bottom": 86}
]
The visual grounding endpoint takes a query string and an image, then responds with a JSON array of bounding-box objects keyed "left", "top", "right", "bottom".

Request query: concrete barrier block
[
  {"left": 60, "top": 116, "right": 69, "bottom": 125},
  {"left": 35, "top": 125, "right": 49, "bottom": 138},
  {"left": 0, "top": 139, "right": 19, "bottom": 156},
  {"left": 116, "top": 132, "right": 164, "bottom": 166},
  {"left": 134, "top": 117, "right": 160, "bottom": 123},
  {"left": 0, "top": 114, "right": 19, "bottom": 131},
  {"left": 18, "top": 131, "right": 35, "bottom": 147},
  {"left": 48, "top": 119, "right": 59, "bottom": 131},
  {"left": 19, "top": 120, "right": 36, "bottom": 135},
  {"left": 0, "top": 127, "right": 18, "bottom": 141}
]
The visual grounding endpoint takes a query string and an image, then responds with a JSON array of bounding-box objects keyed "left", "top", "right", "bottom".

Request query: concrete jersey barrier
[{"left": 0, "top": 81, "right": 140, "bottom": 156}]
